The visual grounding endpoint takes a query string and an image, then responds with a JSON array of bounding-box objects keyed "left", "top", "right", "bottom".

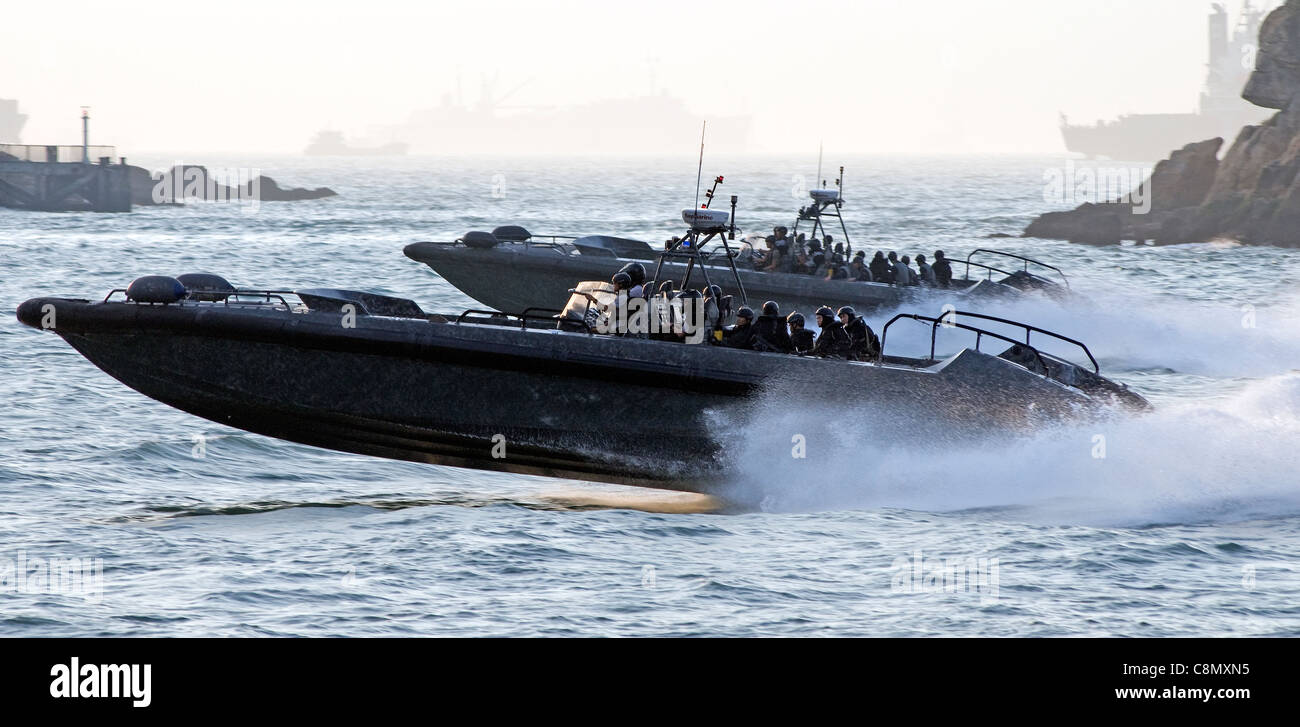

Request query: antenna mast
[
  {"left": 816, "top": 141, "right": 824, "bottom": 187},
  {"left": 694, "top": 121, "right": 706, "bottom": 210}
]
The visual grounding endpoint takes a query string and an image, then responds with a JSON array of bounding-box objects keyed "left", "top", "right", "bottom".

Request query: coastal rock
[
  {"left": 1025, "top": 0, "right": 1300, "bottom": 248},
  {"left": 127, "top": 164, "right": 337, "bottom": 206},
  {"left": 1022, "top": 138, "right": 1222, "bottom": 245}
]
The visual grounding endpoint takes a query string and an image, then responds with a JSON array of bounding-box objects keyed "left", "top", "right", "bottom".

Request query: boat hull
[
  {"left": 18, "top": 296, "right": 1132, "bottom": 494},
  {"left": 403, "top": 242, "right": 1006, "bottom": 316}
]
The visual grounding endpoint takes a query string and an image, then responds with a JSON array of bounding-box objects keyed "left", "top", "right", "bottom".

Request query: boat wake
[
  {"left": 881, "top": 283, "right": 1300, "bottom": 380},
  {"left": 715, "top": 372, "right": 1300, "bottom": 527}
]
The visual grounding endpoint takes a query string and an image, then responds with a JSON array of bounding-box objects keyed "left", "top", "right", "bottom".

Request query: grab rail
[
  {"left": 965, "top": 249, "right": 1069, "bottom": 288},
  {"left": 958, "top": 260, "right": 1021, "bottom": 282},
  {"left": 880, "top": 312, "right": 1052, "bottom": 376},
  {"left": 455, "top": 307, "right": 592, "bottom": 334},
  {"left": 102, "top": 287, "right": 296, "bottom": 309},
  {"left": 946, "top": 310, "right": 1098, "bottom": 373}
]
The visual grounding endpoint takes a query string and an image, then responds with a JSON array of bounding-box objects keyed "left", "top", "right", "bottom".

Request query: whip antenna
[
  {"left": 816, "top": 141, "right": 824, "bottom": 188},
  {"left": 694, "top": 121, "right": 706, "bottom": 209}
]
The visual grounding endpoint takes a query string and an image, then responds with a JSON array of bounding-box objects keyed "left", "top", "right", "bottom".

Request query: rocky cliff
[{"left": 1025, "top": 0, "right": 1300, "bottom": 247}]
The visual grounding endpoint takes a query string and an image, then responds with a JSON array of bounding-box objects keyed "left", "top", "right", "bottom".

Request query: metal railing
[
  {"left": 965, "top": 249, "right": 1069, "bottom": 288},
  {"left": 946, "top": 310, "right": 1098, "bottom": 373},
  {"left": 103, "top": 287, "right": 296, "bottom": 309},
  {"left": 454, "top": 307, "right": 582, "bottom": 332},
  {"left": 880, "top": 312, "right": 1053, "bottom": 375},
  {"left": 0, "top": 144, "right": 118, "bottom": 163}
]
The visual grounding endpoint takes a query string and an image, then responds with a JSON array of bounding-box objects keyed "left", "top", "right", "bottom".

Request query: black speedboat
[
  {"left": 17, "top": 268, "right": 1147, "bottom": 495},
  {"left": 405, "top": 175, "right": 1070, "bottom": 315}
]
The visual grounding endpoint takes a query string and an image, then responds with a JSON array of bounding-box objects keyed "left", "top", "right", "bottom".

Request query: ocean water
[{"left": 2, "top": 154, "right": 1298, "bottom": 637}]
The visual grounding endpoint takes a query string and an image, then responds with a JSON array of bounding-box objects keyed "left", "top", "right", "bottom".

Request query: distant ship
[
  {"left": 390, "top": 79, "right": 753, "bottom": 155},
  {"left": 1060, "top": 2, "right": 1274, "bottom": 161},
  {"left": 304, "top": 130, "right": 408, "bottom": 157},
  {"left": 0, "top": 98, "right": 27, "bottom": 143}
]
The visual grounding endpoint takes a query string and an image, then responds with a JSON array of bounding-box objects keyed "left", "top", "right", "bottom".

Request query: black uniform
[
  {"left": 751, "top": 313, "right": 794, "bottom": 353},
  {"left": 932, "top": 258, "right": 953, "bottom": 288},
  {"left": 869, "top": 256, "right": 892, "bottom": 283},
  {"left": 790, "top": 328, "right": 815, "bottom": 353},
  {"left": 844, "top": 316, "right": 881, "bottom": 361},
  {"left": 721, "top": 322, "right": 756, "bottom": 349},
  {"left": 811, "top": 320, "right": 852, "bottom": 358}
]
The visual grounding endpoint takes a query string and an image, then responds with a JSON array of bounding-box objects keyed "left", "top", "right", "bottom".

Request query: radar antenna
[{"left": 794, "top": 159, "right": 853, "bottom": 257}]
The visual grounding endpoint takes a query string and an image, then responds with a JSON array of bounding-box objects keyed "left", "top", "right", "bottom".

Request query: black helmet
[
  {"left": 736, "top": 306, "right": 755, "bottom": 321},
  {"left": 815, "top": 306, "right": 835, "bottom": 324},
  {"left": 612, "top": 272, "right": 632, "bottom": 288},
  {"left": 677, "top": 288, "right": 702, "bottom": 299},
  {"left": 706, "top": 284, "right": 722, "bottom": 300},
  {"left": 762, "top": 300, "right": 779, "bottom": 316},
  {"left": 934, "top": 250, "right": 946, "bottom": 259},
  {"left": 837, "top": 305, "right": 856, "bottom": 319},
  {"left": 658, "top": 280, "right": 676, "bottom": 294},
  {"left": 786, "top": 312, "right": 805, "bottom": 327},
  {"left": 619, "top": 262, "right": 646, "bottom": 286}
]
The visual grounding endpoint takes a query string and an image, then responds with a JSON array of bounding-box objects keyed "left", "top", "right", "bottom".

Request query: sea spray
[{"left": 715, "top": 373, "right": 1300, "bottom": 527}]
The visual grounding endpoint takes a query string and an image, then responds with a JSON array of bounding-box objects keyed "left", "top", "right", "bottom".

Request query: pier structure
[
  {"left": 0, "top": 145, "right": 133, "bottom": 212},
  {"left": 0, "top": 108, "right": 134, "bottom": 212}
]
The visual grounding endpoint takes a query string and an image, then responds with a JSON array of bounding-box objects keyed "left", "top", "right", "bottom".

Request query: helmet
[
  {"left": 658, "top": 280, "right": 676, "bottom": 294},
  {"left": 934, "top": 250, "right": 946, "bottom": 259},
  {"left": 677, "top": 288, "right": 702, "bottom": 299},
  {"left": 706, "top": 284, "right": 722, "bottom": 300},
  {"left": 837, "top": 306, "right": 856, "bottom": 320},
  {"left": 762, "top": 300, "right": 779, "bottom": 316},
  {"left": 815, "top": 306, "right": 835, "bottom": 323},
  {"left": 612, "top": 272, "right": 632, "bottom": 288},
  {"left": 736, "top": 306, "right": 755, "bottom": 321},
  {"left": 786, "top": 312, "right": 805, "bottom": 327},
  {"left": 619, "top": 262, "right": 646, "bottom": 286}
]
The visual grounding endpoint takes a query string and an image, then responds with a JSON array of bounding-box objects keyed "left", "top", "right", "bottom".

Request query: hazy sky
[{"left": 1, "top": 0, "right": 1280, "bottom": 154}]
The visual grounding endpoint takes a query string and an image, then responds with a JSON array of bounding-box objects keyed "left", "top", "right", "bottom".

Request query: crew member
[
  {"left": 609, "top": 271, "right": 634, "bottom": 334},
  {"left": 722, "top": 306, "right": 757, "bottom": 348},
  {"left": 850, "top": 251, "right": 872, "bottom": 281},
  {"left": 618, "top": 262, "right": 647, "bottom": 298},
  {"left": 838, "top": 306, "right": 881, "bottom": 361},
  {"left": 788, "top": 312, "right": 815, "bottom": 354},
  {"left": 895, "top": 255, "right": 918, "bottom": 286},
  {"left": 915, "top": 254, "right": 937, "bottom": 287},
  {"left": 870, "top": 251, "right": 892, "bottom": 283},
  {"left": 932, "top": 250, "right": 953, "bottom": 288},
  {"left": 751, "top": 300, "right": 794, "bottom": 353},
  {"left": 811, "top": 306, "right": 852, "bottom": 358}
]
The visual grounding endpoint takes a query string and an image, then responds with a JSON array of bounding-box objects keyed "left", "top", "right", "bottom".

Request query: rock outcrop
[
  {"left": 127, "top": 164, "right": 337, "bottom": 206},
  {"left": 1025, "top": 0, "right": 1300, "bottom": 247}
]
